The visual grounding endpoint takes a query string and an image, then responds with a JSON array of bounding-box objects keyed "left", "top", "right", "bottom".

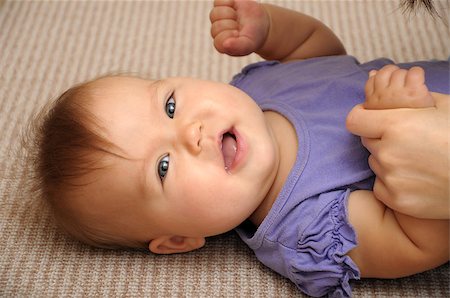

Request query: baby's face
[{"left": 83, "top": 76, "right": 278, "bottom": 245}]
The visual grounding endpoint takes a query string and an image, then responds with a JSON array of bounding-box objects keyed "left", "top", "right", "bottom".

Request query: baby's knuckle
[
  {"left": 365, "top": 93, "right": 383, "bottom": 106},
  {"left": 209, "top": 9, "right": 215, "bottom": 21},
  {"left": 380, "top": 64, "right": 399, "bottom": 73},
  {"left": 379, "top": 92, "right": 390, "bottom": 102},
  {"left": 393, "top": 68, "right": 407, "bottom": 77}
]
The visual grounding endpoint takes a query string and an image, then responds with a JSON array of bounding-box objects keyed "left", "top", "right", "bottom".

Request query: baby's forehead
[
  {"left": 92, "top": 75, "right": 155, "bottom": 87},
  {"left": 86, "top": 76, "right": 158, "bottom": 106}
]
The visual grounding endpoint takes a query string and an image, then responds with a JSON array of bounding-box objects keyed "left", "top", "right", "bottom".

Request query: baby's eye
[
  {"left": 158, "top": 155, "right": 170, "bottom": 182},
  {"left": 165, "top": 95, "right": 176, "bottom": 119}
]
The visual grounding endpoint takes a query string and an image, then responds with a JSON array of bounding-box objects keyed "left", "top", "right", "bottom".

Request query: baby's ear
[{"left": 148, "top": 235, "right": 205, "bottom": 254}]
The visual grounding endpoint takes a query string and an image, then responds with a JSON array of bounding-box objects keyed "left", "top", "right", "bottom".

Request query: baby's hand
[
  {"left": 364, "top": 65, "right": 434, "bottom": 109},
  {"left": 210, "top": 0, "right": 270, "bottom": 56}
]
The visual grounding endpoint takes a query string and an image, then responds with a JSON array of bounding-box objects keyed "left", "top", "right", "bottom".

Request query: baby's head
[{"left": 33, "top": 75, "right": 279, "bottom": 253}]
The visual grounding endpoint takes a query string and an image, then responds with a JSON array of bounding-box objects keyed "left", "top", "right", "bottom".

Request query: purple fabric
[{"left": 230, "top": 56, "right": 449, "bottom": 297}]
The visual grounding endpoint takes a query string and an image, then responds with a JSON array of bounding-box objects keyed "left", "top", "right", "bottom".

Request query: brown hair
[{"left": 29, "top": 80, "right": 148, "bottom": 250}]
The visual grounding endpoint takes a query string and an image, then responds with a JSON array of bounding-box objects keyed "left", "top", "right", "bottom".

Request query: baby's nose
[{"left": 179, "top": 121, "right": 202, "bottom": 154}]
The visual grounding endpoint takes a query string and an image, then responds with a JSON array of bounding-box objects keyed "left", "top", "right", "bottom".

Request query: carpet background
[{"left": 1, "top": 0, "right": 449, "bottom": 297}]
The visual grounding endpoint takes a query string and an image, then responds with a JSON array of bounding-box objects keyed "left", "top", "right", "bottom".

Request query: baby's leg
[{"left": 363, "top": 65, "right": 434, "bottom": 109}]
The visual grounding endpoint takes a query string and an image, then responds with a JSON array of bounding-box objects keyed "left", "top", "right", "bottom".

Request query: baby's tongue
[{"left": 222, "top": 134, "right": 237, "bottom": 170}]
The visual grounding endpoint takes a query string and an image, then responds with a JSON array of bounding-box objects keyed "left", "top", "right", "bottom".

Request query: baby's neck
[{"left": 248, "top": 111, "right": 298, "bottom": 227}]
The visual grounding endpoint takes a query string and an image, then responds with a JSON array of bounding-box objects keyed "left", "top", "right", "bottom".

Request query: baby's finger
[
  {"left": 389, "top": 68, "right": 408, "bottom": 88},
  {"left": 374, "top": 65, "right": 399, "bottom": 90},
  {"left": 214, "top": 30, "right": 255, "bottom": 56},
  {"left": 213, "top": 30, "right": 239, "bottom": 54},
  {"left": 222, "top": 35, "right": 255, "bottom": 56},
  {"left": 364, "top": 72, "right": 376, "bottom": 97},
  {"left": 211, "top": 19, "right": 238, "bottom": 38},
  {"left": 209, "top": 6, "right": 237, "bottom": 23},
  {"left": 405, "top": 67, "right": 435, "bottom": 108},
  {"left": 405, "top": 66, "right": 426, "bottom": 87},
  {"left": 214, "top": 0, "right": 235, "bottom": 6}
]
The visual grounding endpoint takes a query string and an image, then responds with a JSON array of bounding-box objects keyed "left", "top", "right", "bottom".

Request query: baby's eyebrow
[
  {"left": 149, "top": 79, "right": 165, "bottom": 110},
  {"left": 149, "top": 79, "right": 163, "bottom": 94}
]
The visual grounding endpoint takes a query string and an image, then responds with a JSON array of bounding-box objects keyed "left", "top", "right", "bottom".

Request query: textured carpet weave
[{"left": 1, "top": 0, "right": 449, "bottom": 297}]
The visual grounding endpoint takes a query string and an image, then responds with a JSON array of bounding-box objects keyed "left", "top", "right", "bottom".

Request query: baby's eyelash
[
  {"left": 165, "top": 93, "right": 176, "bottom": 118},
  {"left": 158, "top": 154, "right": 170, "bottom": 182}
]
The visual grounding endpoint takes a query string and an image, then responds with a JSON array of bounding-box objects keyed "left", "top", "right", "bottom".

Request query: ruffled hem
[{"left": 290, "top": 189, "right": 360, "bottom": 297}]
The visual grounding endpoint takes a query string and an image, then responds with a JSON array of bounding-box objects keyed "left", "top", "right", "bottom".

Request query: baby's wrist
[{"left": 255, "top": 4, "right": 273, "bottom": 58}]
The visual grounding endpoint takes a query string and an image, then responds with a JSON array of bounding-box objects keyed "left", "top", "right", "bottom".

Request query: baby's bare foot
[{"left": 364, "top": 65, "right": 434, "bottom": 109}]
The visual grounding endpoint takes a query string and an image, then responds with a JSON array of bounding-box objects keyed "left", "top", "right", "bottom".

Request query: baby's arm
[
  {"left": 347, "top": 190, "right": 449, "bottom": 278},
  {"left": 364, "top": 65, "right": 435, "bottom": 109},
  {"left": 210, "top": 0, "right": 346, "bottom": 62}
]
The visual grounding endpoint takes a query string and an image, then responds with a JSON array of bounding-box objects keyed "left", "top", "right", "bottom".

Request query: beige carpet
[{"left": 1, "top": 0, "right": 449, "bottom": 297}]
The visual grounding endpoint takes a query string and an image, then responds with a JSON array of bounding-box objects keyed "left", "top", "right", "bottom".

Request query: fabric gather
[{"left": 292, "top": 189, "right": 360, "bottom": 297}]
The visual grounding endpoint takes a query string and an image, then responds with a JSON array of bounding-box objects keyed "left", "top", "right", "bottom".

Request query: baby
[{"left": 32, "top": 0, "right": 449, "bottom": 297}]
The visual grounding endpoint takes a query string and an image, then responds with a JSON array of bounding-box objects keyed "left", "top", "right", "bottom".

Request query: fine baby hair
[{"left": 30, "top": 77, "right": 149, "bottom": 250}]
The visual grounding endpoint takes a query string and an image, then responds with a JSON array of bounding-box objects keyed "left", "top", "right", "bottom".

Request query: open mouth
[{"left": 220, "top": 131, "right": 237, "bottom": 172}]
